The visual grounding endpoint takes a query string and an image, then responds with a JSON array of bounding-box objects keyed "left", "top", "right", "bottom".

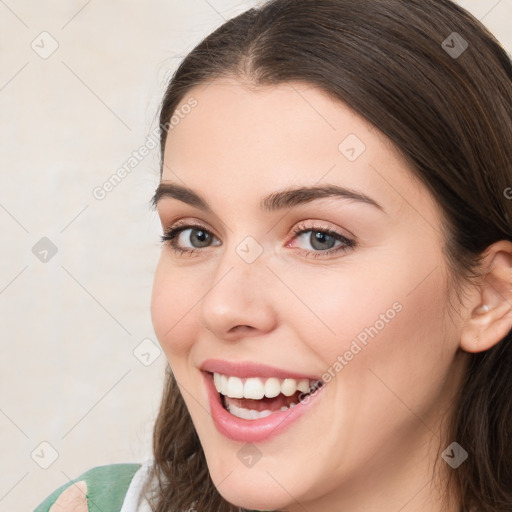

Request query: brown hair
[{"left": 147, "top": 1, "right": 512, "bottom": 510}]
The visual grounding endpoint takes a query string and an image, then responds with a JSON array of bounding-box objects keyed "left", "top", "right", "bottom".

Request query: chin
[
  {"left": 211, "top": 473, "right": 295, "bottom": 511},
  {"left": 200, "top": 447, "right": 314, "bottom": 511}
]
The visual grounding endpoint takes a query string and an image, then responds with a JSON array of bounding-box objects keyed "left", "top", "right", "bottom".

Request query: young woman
[{"left": 35, "top": 0, "right": 512, "bottom": 511}]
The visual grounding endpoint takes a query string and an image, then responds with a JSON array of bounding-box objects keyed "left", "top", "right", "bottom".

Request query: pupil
[
  {"left": 191, "top": 229, "right": 210, "bottom": 247},
  {"left": 311, "top": 231, "right": 335, "bottom": 250}
]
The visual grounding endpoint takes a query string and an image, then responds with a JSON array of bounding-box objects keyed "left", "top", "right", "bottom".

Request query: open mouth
[{"left": 212, "top": 372, "right": 324, "bottom": 420}]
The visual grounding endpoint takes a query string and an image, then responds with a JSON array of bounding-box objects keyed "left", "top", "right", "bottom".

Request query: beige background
[{"left": 0, "top": 1, "right": 510, "bottom": 510}]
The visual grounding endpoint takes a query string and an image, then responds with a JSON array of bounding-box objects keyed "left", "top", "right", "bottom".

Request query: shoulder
[{"left": 34, "top": 463, "right": 143, "bottom": 512}]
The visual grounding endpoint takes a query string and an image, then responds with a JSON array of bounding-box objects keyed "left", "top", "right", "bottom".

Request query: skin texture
[
  {"left": 151, "top": 78, "right": 512, "bottom": 512},
  {"left": 49, "top": 481, "right": 88, "bottom": 512}
]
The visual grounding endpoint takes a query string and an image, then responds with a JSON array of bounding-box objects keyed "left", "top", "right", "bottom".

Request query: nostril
[{"left": 230, "top": 325, "right": 253, "bottom": 333}]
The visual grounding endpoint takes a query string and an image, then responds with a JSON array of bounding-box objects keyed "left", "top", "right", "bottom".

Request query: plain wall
[{"left": 0, "top": 1, "right": 511, "bottom": 510}]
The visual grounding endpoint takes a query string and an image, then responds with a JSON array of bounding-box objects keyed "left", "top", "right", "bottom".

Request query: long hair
[{"left": 147, "top": 1, "right": 512, "bottom": 510}]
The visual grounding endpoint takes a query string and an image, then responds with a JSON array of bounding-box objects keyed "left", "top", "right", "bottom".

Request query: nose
[{"left": 198, "top": 246, "right": 278, "bottom": 341}]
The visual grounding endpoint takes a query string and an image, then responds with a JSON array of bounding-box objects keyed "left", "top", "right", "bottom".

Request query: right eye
[{"left": 160, "top": 223, "right": 221, "bottom": 255}]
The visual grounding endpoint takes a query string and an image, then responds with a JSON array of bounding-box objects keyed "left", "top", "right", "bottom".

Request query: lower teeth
[{"left": 223, "top": 396, "right": 297, "bottom": 420}]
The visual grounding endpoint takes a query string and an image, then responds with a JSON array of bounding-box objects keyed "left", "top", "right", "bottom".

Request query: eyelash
[{"left": 160, "top": 221, "right": 356, "bottom": 259}]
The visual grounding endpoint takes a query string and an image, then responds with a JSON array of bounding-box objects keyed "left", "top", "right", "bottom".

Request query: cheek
[
  {"left": 288, "top": 246, "right": 453, "bottom": 395},
  {"left": 150, "top": 259, "right": 201, "bottom": 359},
  {"left": 323, "top": 260, "right": 454, "bottom": 430}
]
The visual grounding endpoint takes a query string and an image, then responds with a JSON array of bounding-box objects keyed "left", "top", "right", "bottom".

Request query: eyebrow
[{"left": 150, "top": 182, "right": 384, "bottom": 213}]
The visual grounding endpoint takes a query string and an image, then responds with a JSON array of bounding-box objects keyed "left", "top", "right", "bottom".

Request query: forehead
[
  {"left": 165, "top": 78, "right": 371, "bottom": 156},
  {"left": 161, "top": 78, "right": 430, "bottom": 220}
]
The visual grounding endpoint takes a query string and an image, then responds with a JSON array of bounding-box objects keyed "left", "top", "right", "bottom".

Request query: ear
[{"left": 460, "top": 240, "right": 512, "bottom": 354}]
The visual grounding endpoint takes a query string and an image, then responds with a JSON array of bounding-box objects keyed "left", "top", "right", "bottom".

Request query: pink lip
[
  {"left": 200, "top": 358, "right": 322, "bottom": 380},
  {"left": 201, "top": 369, "right": 325, "bottom": 443}
]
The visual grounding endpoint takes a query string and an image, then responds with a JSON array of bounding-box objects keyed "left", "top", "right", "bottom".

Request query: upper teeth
[{"left": 213, "top": 372, "right": 313, "bottom": 399}]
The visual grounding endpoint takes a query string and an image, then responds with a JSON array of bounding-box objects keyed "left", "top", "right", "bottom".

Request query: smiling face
[{"left": 150, "top": 78, "right": 469, "bottom": 511}]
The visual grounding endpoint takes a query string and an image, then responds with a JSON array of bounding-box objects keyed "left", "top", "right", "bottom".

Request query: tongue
[{"left": 224, "top": 391, "right": 302, "bottom": 412}]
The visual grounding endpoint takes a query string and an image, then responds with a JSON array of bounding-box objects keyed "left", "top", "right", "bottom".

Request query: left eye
[{"left": 290, "top": 227, "right": 355, "bottom": 253}]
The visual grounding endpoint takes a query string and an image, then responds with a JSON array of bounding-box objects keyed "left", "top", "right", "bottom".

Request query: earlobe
[
  {"left": 461, "top": 302, "right": 512, "bottom": 353},
  {"left": 460, "top": 241, "right": 512, "bottom": 354}
]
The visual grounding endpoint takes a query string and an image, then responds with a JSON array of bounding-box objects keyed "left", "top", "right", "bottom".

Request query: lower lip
[{"left": 202, "top": 371, "right": 324, "bottom": 443}]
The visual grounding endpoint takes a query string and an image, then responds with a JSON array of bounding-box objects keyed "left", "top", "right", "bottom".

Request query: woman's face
[{"left": 151, "top": 78, "right": 468, "bottom": 511}]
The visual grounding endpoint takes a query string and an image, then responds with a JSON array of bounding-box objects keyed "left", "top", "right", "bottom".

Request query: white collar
[{"left": 119, "top": 459, "right": 155, "bottom": 512}]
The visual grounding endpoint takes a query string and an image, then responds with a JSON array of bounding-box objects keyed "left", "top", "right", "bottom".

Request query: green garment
[{"left": 34, "top": 463, "right": 142, "bottom": 512}]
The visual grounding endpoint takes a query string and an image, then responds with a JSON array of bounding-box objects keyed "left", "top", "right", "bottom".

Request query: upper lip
[{"left": 200, "top": 358, "right": 322, "bottom": 381}]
